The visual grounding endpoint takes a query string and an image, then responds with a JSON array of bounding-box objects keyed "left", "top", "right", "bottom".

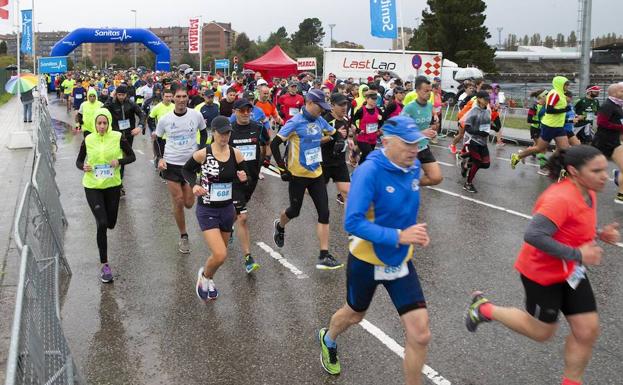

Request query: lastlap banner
[{"left": 370, "top": 0, "right": 397, "bottom": 39}]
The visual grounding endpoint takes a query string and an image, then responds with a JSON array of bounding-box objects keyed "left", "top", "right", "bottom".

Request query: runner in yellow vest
[
  {"left": 75, "top": 108, "right": 136, "bottom": 283},
  {"left": 76, "top": 88, "right": 103, "bottom": 135}
]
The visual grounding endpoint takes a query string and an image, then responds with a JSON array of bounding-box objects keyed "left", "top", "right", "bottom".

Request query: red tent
[{"left": 243, "top": 45, "right": 298, "bottom": 80}]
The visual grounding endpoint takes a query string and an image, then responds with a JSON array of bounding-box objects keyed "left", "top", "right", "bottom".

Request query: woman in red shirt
[{"left": 465, "top": 145, "right": 619, "bottom": 385}]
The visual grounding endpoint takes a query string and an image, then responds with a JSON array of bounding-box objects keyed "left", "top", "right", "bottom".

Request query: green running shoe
[
  {"left": 244, "top": 254, "right": 260, "bottom": 274},
  {"left": 318, "top": 328, "right": 341, "bottom": 375},
  {"left": 536, "top": 153, "right": 548, "bottom": 167},
  {"left": 510, "top": 153, "right": 521, "bottom": 170},
  {"left": 466, "top": 291, "right": 491, "bottom": 332}
]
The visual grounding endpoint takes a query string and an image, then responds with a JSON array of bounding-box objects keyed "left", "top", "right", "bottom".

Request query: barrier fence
[{"left": 5, "top": 89, "right": 83, "bottom": 385}]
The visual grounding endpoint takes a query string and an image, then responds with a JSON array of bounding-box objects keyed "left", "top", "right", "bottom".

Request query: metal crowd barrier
[{"left": 5, "top": 94, "right": 82, "bottom": 385}]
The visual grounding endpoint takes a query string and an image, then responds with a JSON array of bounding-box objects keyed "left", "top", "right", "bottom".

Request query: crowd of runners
[{"left": 43, "top": 66, "right": 622, "bottom": 385}]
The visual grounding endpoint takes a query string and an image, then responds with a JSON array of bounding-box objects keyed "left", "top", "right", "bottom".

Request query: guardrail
[{"left": 5, "top": 90, "right": 83, "bottom": 385}]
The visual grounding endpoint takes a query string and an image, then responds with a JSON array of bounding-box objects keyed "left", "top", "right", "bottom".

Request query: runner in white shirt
[{"left": 155, "top": 84, "right": 208, "bottom": 254}]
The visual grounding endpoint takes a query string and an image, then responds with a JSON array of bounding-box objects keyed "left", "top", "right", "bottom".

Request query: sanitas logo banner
[
  {"left": 39, "top": 56, "right": 68, "bottom": 74},
  {"left": 370, "top": 0, "right": 397, "bottom": 39},
  {"left": 93, "top": 29, "right": 133, "bottom": 42}
]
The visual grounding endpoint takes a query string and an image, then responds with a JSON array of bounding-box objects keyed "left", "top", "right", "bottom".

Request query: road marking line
[
  {"left": 256, "top": 242, "right": 308, "bottom": 278},
  {"left": 359, "top": 319, "right": 452, "bottom": 385},
  {"left": 136, "top": 149, "right": 145, "bottom": 155},
  {"left": 437, "top": 161, "right": 455, "bottom": 167},
  {"left": 426, "top": 186, "right": 623, "bottom": 249},
  {"left": 260, "top": 167, "right": 281, "bottom": 178}
]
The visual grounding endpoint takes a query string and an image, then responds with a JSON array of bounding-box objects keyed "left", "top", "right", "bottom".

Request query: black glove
[{"left": 279, "top": 167, "right": 292, "bottom": 182}]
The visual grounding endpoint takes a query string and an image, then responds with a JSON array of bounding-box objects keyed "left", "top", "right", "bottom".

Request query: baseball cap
[
  {"left": 306, "top": 89, "right": 331, "bottom": 111},
  {"left": 586, "top": 85, "right": 601, "bottom": 93},
  {"left": 288, "top": 81, "right": 298, "bottom": 87},
  {"left": 330, "top": 93, "right": 348, "bottom": 105},
  {"left": 211, "top": 116, "right": 233, "bottom": 133},
  {"left": 115, "top": 85, "right": 128, "bottom": 94},
  {"left": 382, "top": 116, "right": 428, "bottom": 148},
  {"left": 242, "top": 90, "right": 255, "bottom": 101},
  {"left": 203, "top": 89, "right": 215, "bottom": 97},
  {"left": 233, "top": 98, "right": 253, "bottom": 110},
  {"left": 257, "top": 79, "right": 268, "bottom": 86}
]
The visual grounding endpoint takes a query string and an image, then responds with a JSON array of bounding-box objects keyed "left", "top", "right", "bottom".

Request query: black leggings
[
  {"left": 85, "top": 186, "right": 122, "bottom": 263},
  {"left": 120, "top": 131, "right": 134, "bottom": 179},
  {"left": 285, "top": 176, "right": 330, "bottom": 224},
  {"left": 357, "top": 141, "right": 376, "bottom": 165}
]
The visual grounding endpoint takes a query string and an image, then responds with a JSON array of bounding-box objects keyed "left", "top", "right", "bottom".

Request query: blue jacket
[{"left": 344, "top": 149, "right": 422, "bottom": 266}]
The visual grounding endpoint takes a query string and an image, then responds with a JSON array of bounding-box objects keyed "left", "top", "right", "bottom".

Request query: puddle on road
[{"left": 51, "top": 118, "right": 75, "bottom": 144}]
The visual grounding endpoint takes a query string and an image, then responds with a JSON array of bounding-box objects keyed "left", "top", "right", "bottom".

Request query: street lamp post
[
  {"left": 131, "top": 9, "right": 137, "bottom": 68},
  {"left": 328, "top": 24, "right": 336, "bottom": 48}
]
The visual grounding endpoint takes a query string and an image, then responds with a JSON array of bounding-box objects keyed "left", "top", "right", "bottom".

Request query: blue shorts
[
  {"left": 540, "top": 124, "right": 566, "bottom": 142},
  {"left": 196, "top": 203, "right": 236, "bottom": 232},
  {"left": 346, "top": 254, "right": 426, "bottom": 316}
]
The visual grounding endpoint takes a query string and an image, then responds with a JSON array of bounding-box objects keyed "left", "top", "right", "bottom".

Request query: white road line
[
  {"left": 256, "top": 242, "right": 308, "bottom": 278},
  {"left": 426, "top": 186, "right": 623, "bottom": 249},
  {"left": 135, "top": 149, "right": 145, "bottom": 155},
  {"left": 359, "top": 319, "right": 452, "bottom": 385},
  {"left": 437, "top": 161, "right": 455, "bottom": 168},
  {"left": 260, "top": 167, "right": 281, "bottom": 178}
]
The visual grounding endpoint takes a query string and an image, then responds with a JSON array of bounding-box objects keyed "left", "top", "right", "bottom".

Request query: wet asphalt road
[{"left": 48, "top": 99, "right": 623, "bottom": 385}]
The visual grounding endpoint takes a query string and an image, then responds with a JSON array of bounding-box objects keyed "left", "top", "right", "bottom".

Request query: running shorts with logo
[
  {"left": 520, "top": 274, "right": 596, "bottom": 323},
  {"left": 196, "top": 203, "right": 236, "bottom": 232},
  {"left": 346, "top": 254, "right": 426, "bottom": 316}
]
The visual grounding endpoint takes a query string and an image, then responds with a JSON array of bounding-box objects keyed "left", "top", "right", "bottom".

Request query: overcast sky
[{"left": 1, "top": 0, "right": 621, "bottom": 50}]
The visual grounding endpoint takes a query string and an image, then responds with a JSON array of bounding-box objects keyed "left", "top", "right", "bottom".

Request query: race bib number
[
  {"left": 586, "top": 112, "right": 595, "bottom": 121},
  {"left": 118, "top": 119, "right": 131, "bottom": 130},
  {"left": 304, "top": 146, "right": 322, "bottom": 165},
  {"left": 366, "top": 123, "right": 378, "bottom": 134},
  {"left": 75, "top": 94, "right": 83, "bottom": 100},
  {"left": 170, "top": 134, "right": 191, "bottom": 146},
  {"left": 238, "top": 144, "right": 256, "bottom": 161},
  {"left": 289, "top": 107, "right": 300, "bottom": 116},
  {"left": 210, "top": 183, "right": 232, "bottom": 202},
  {"left": 479, "top": 123, "right": 490, "bottom": 132},
  {"left": 374, "top": 263, "right": 409, "bottom": 281},
  {"left": 566, "top": 264, "right": 586, "bottom": 290},
  {"left": 94, "top": 164, "right": 114, "bottom": 179}
]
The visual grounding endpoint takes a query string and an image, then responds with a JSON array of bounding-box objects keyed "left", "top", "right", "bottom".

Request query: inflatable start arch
[{"left": 50, "top": 28, "right": 171, "bottom": 71}]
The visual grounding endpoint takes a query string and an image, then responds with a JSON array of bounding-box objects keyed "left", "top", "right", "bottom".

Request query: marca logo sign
[
  {"left": 188, "top": 18, "right": 200, "bottom": 54},
  {"left": 297, "top": 57, "right": 317, "bottom": 71}
]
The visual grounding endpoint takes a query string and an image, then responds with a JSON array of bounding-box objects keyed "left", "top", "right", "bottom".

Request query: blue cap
[
  {"left": 382, "top": 116, "right": 428, "bottom": 149},
  {"left": 305, "top": 89, "right": 331, "bottom": 111}
]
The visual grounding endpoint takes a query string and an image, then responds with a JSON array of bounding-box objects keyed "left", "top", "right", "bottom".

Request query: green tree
[
  {"left": 137, "top": 52, "right": 156, "bottom": 69},
  {"left": 0, "top": 41, "right": 7, "bottom": 55},
  {"left": 521, "top": 34, "right": 529, "bottom": 46},
  {"left": 406, "top": 0, "right": 496, "bottom": 72},
  {"left": 555, "top": 33, "right": 565, "bottom": 47},
  {"left": 233, "top": 33, "right": 259, "bottom": 62},
  {"left": 567, "top": 31, "right": 578, "bottom": 47},
  {"left": 291, "top": 18, "right": 325, "bottom": 54},
  {"left": 504, "top": 34, "right": 518, "bottom": 51},
  {"left": 529, "top": 33, "right": 541, "bottom": 46},
  {"left": 543, "top": 35, "right": 554, "bottom": 48},
  {"left": 334, "top": 41, "right": 365, "bottom": 49}
]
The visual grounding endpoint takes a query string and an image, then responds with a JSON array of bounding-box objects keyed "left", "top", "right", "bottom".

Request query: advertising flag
[
  {"left": 188, "top": 18, "right": 200, "bottom": 54},
  {"left": 370, "top": 0, "right": 397, "bottom": 39},
  {"left": 20, "top": 9, "right": 32, "bottom": 54}
]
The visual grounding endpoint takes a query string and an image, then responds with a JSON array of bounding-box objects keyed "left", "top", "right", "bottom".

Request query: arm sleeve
[
  {"left": 343, "top": 166, "right": 400, "bottom": 248},
  {"left": 270, "top": 135, "right": 286, "bottom": 167},
  {"left": 118, "top": 137, "right": 136, "bottom": 165},
  {"left": 597, "top": 111, "right": 623, "bottom": 132},
  {"left": 181, "top": 156, "right": 201, "bottom": 187},
  {"left": 198, "top": 130, "right": 207, "bottom": 149},
  {"left": 352, "top": 108, "right": 363, "bottom": 129},
  {"left": 524, "top": 214, "right": 582, "bottom": 262},
  {"left": 75, "top": 141, "right": 87, "bottom": 170}
]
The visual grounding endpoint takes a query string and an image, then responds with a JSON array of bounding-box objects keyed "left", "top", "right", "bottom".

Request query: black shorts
[
  {"left": 466, "top": 142, "right": 490, "bottom": 165},
  {"left": 233, "top": 176, "right": 259, "bottom": 214},
  {"left": 521, "top": 274, "right": 596, "bottom": 324},
  {"left": 322, "top": 163, "right": 351, "bottom": 184},
  {"left": 196, "top": 203, "right": 236, "bottom": 232},
  {"left": 592, "top": 134, "right": 620, "bottom": 159},
  {"left": 417, "top": 147, "right": 436, "bottom": 164},
  {"left": 530, "top": 127, "right": 541, "bottom": 141},
  {"left": 161, "top": 163, "right": 186, "bottom": 184}
]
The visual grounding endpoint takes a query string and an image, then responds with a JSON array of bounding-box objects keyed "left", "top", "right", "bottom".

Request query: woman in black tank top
[{"left": 182, "top": 116, "right": 248, "bottom": 301}]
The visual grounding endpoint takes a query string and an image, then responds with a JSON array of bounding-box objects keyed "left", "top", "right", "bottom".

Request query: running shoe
[
  {"left": 462, "top": 182, "right": 477, "bottom": 193},
  {"left": 510, "top": 153, "right": 521, "bottom": 169},
  {"left": 316, "top": 254, "right": 344, "bottom": 270},
  {"left": 537, "top": 168, "right": 549, "bottom": 176},
  {"left": 178, "top": 235, "right": 191, "bottom": 254},
  {"left": 196, "top": 268, "right": 218, "bottom": 301},
  {"left": 100, "top": 264, "right": 113, "bottom": 283},
  {"left": 465, "top": 291, "right": 491, "bottom": 332},
  {"left": 336, "top": 193, "right": 345, "bottom": 205},
  {"left": 615, "top": 193, "right": 623, "bottom": 205},
  {"left": 318, "top": 328, "right": 341, "bottom": 375},
  {"left": 244, "top": 254, "right": 260, "bottom": 274},
  {"left": 449, "top": 144, "right": 457, "bottom": 154},
  {"left": 430, "top": 136, "right": 439, "bottom": 144},
  {"left": 536, "top": 153, "right": 548, "bottom": 168},
  {"left": 273, "top": 219, "right": 285, "bottom": 248},
  {"left": 613, "top": 169, "right": 620, "bottom": 187}
]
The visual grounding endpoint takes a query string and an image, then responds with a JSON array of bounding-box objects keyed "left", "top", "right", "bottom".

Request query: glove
[{"left": 279, "top": 167, "right": 292, "bottom": 182}]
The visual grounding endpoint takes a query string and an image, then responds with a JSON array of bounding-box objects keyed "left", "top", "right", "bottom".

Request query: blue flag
[
  {"left": 20, "top": 10, "right": 33, "bottom": 54},
  {"left": 370, "top": 0, "right": 398, "bottom": 39}
]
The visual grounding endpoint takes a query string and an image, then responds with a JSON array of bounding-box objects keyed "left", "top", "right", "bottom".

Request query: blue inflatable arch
[{"left": 50, "top": 28, "right": 171, "bottom": 71}]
